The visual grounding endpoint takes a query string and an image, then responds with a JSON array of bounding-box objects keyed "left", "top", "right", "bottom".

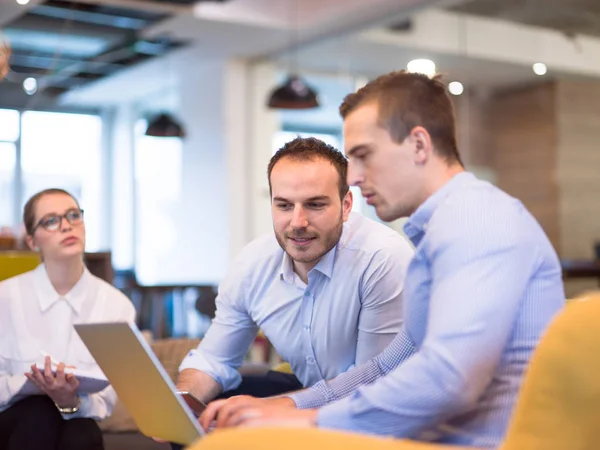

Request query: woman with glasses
[{"left": 0, "top": 188, "right": 136, "bottom": 450}]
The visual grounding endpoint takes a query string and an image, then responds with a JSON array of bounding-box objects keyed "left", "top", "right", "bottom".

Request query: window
[
  {"left": 0, "top": 110, "right": 105, "bottom": 250},
  {"left": 134, "top": 120, "right": 184, "bottom": 285},
  {"left": 0, "top": 108, "right": 20, "bottom": 142},
  {"left": 0, "top": 109, "right": 19, "bottom": 230},
  {"left": 20, "top": 111, "right": 103, "bottom": 250},
  {"left": 0, "top": 142, "right": 16, "bottom": 229}
]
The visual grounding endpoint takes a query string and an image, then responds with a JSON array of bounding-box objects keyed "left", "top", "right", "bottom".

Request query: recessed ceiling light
[
  {"left": 23, "top": 77, "right": 37, "bottom": 95},
  {"left": 533, "top": 62, "right": 547, "bottom": 76},
  {"left": 16, "top": 0, "right": 30, "bottom": 5},
  {"left": 407, "top": 59, "right": 436, "bottom": 78},
  {"left": 448, "top": 81, "right": 464, "bottom": 96}
]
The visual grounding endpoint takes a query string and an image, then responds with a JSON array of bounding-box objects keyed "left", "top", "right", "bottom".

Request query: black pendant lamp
[
  {"left": 266, "top": 0, "right": 319, "bottom": 110},
  {"left": 145, "top": 112, "right": 186, "bottom": 138},
  {"left": 267, "top": 74, "right": 319, "bottom": 110}
]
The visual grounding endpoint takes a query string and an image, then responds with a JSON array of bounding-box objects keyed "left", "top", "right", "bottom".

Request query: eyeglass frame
[{"left": 32, "top": 208, "right": 85, "bottom": 233}]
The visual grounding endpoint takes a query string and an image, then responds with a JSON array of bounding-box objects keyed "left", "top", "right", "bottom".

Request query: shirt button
[
  {"left": 306, "top": 356, "right": 315, "bottom": 364},
  {"left": 305, "top": 291, "right": 311, "bottom": 297},
  {"left": 304, "top": 325, "right": 310, "bottom": 330}
]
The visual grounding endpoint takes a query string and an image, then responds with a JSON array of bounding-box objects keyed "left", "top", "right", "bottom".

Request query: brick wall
[
  {"left": 457, "top": 81, "right": 600, "bottom": 297},
  {"left": 485, "top": 83, "right": 561, "bottom": 251},
  {"left": 556, "top": 80, "right": 600, "bottom": 260}
]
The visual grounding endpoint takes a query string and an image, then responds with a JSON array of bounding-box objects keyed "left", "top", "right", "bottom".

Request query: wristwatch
[{"left": 55, "top": 396, "right": 81, "bottom": 414}]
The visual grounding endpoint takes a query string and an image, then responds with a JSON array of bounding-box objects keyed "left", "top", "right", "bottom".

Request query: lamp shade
[
  {"left": 267, "top": 75, "right": 319, "bottom": 109},
  {"left": 145, "top": 113, "right": 186, "bottom": 138}
]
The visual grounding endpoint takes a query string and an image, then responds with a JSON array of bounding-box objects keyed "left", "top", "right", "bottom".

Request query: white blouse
[{"left": 0, "top": 264, "right": 136, "bottom": 420}]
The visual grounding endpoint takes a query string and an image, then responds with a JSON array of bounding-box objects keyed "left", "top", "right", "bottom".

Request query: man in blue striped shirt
[{"left": 199, "top": 71, "right": 566, "bottom": 448}]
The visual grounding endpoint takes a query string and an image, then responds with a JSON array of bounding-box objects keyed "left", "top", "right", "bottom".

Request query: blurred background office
[{"left": 1, "top": 0, "right": 600, "bottom": 337}]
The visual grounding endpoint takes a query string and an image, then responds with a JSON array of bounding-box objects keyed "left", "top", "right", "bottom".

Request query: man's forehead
[
  {"left": 271, "top": 164, "right": 338, "bottom": 198},
  {"left": 345, "top": 102, "right": 379, "bottom": 124}
]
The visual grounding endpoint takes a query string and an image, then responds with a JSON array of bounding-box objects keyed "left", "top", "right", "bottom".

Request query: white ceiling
[
  {"left": 52, "top": 0, "right": 450, "bottom": 105},
  {"left": 4, "top": 0, "right": 597, "bottom": 107},
  {"left": 282, "top": 33, "right": 544, "bottom": 92}
]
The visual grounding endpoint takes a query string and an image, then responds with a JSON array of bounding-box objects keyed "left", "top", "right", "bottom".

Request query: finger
[
  {"left": 215, "top": 398, "right": 256, "bottom": 429},
  {"left": 25, "top": 372, "right": 45, "bottom": 392},
  {"left": 43, "top": 356, "right": 54, "bottom": 382},
  {"left": 44, "top": 356, "right": 52, "bottom": 374},
  {"left": 24, "top": 372, "right": 37, "bottom": 384},
  {"left": 199, "top": 399, "right": 227, "bottom": 430},
  {"left": 55, "top": 363, "right": 66, "bottom": 384},
  {"left": 66, "top": 373, "right": 79, "bottom": 388},
  {"left": 225, "top": 408, "right": 262, "bottom": 428},
  {"left": 31, "top": 364, "right": 48, "bottom": 386}
]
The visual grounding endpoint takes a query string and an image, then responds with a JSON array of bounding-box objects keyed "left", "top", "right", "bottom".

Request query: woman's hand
[{"left": 25, "top": 356, "right": 80, "bottom": 408}]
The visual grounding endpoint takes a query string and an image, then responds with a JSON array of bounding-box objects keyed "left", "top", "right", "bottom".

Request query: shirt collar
[
  {"left": 279, "top": 221, "right": 346, "bottom": 283},
  {"left": 35, "top": 263, "right": 90, "bottom": 315},
  {"left": 404, "top": 171, "right": 475, "bottom": 246}
]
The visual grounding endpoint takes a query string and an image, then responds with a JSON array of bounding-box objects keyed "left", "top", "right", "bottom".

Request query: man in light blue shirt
[
  {"left": 198, "top": 72, "right": 565, "bottom": 449},
  {"left": 176, "top": 137, "right": 414, "bottom": 405}
]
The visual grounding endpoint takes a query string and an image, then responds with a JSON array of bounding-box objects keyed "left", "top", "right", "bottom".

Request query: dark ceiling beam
[
  {"left": 10, "top": 53, "right": 124, "bottom": 73},
  {"left": 37, "top": 42, "right": 147, "bottom": 90},
  {"left": 29, "top": 5, "right": 152, "bottom": 30},
  {"left": 7, "top": 15, "right": 136, "bottom": 43},
  {"left": 5, "top": 66, "right": 101, "bottom": 86},
  {"left": 57, "top": 0, "right": 192, "bottom": 14}
]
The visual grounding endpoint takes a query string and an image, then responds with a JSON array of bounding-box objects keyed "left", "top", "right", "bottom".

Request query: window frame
[{"left": 0, "top": 105, "right": 105, "bottom": 248}]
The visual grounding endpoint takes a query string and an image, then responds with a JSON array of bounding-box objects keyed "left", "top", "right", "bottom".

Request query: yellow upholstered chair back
[
  {"left": 499, "top": 293, "right": 600, "bottom": 450},
  {"left": 0, "top": 251, "right": 40, "bottom": 282}
]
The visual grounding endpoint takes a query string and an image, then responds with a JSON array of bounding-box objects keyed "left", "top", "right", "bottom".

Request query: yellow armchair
[
  {"left": 189, "top": 294, "right": 600, "bottom": 450},
  {"left": 0, "top": 251, "right": 40, "bottom": 282}
]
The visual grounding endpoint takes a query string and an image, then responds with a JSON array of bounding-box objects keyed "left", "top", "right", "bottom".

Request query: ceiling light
[
  {"left": 23, "top": 77, "right": 37, "bottom": 95},
  {"left": 267, "top": 75, "right": 319, "bottom": 110},
  {"left": 533, "top": 63, "right": 547, "bottom": 76},
  {"left": 407, "top": 59, "right": 436, "bottom": 78},
  {"left": 448, "top": 81, "right": 464, "bottom": 96},
  {"left": 145, "top": 113, "right": 186, "bottom": 138},
  {"left": 16, "top": 0, "right": 30, "bottom": 5}
]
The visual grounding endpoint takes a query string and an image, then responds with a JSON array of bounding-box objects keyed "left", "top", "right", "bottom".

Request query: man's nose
[
  {"left": 290, "top": 207, "right": 309, "bottom": 229},
  {"left": 347, "top": 162, "right": 364, "bottom": 186}
]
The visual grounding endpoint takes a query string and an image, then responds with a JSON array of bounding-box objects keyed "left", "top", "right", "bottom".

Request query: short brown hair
[
  {"left": 23, "top": 188, "right": 80, "bottom": 235},
  {"left": 340, "top": 70, "right": 462, "bottom": 165},
  {"left": 267, "top": 137, "right": 349, "bottom": 200}
]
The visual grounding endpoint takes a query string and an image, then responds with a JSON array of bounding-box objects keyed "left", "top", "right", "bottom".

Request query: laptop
[{"left": 74, "top": 322, "right": 205, "bottom": 446}]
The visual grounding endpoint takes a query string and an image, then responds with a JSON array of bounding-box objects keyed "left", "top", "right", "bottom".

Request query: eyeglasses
[{"left": 33, "top": 208, "right": 84, "bottom": 233}]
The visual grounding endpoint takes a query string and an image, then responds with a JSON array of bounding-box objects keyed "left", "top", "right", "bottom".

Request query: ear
[
  {"left": 342, "top": 189, "right": 353, "bottom": 221},
  {"left": 410, "top": 126, "right": 433, "bottom": 165},
  {"left": 25, "top": 235, "right": 37, "bottom": 252}
]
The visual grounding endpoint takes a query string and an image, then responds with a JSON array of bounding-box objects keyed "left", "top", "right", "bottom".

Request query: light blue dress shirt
[
  {"left": 291, "top": 173, "right": 565, "bottom": 448},
  {"left": 179, "top": 212, "right": 414, "bottom": 391}
]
